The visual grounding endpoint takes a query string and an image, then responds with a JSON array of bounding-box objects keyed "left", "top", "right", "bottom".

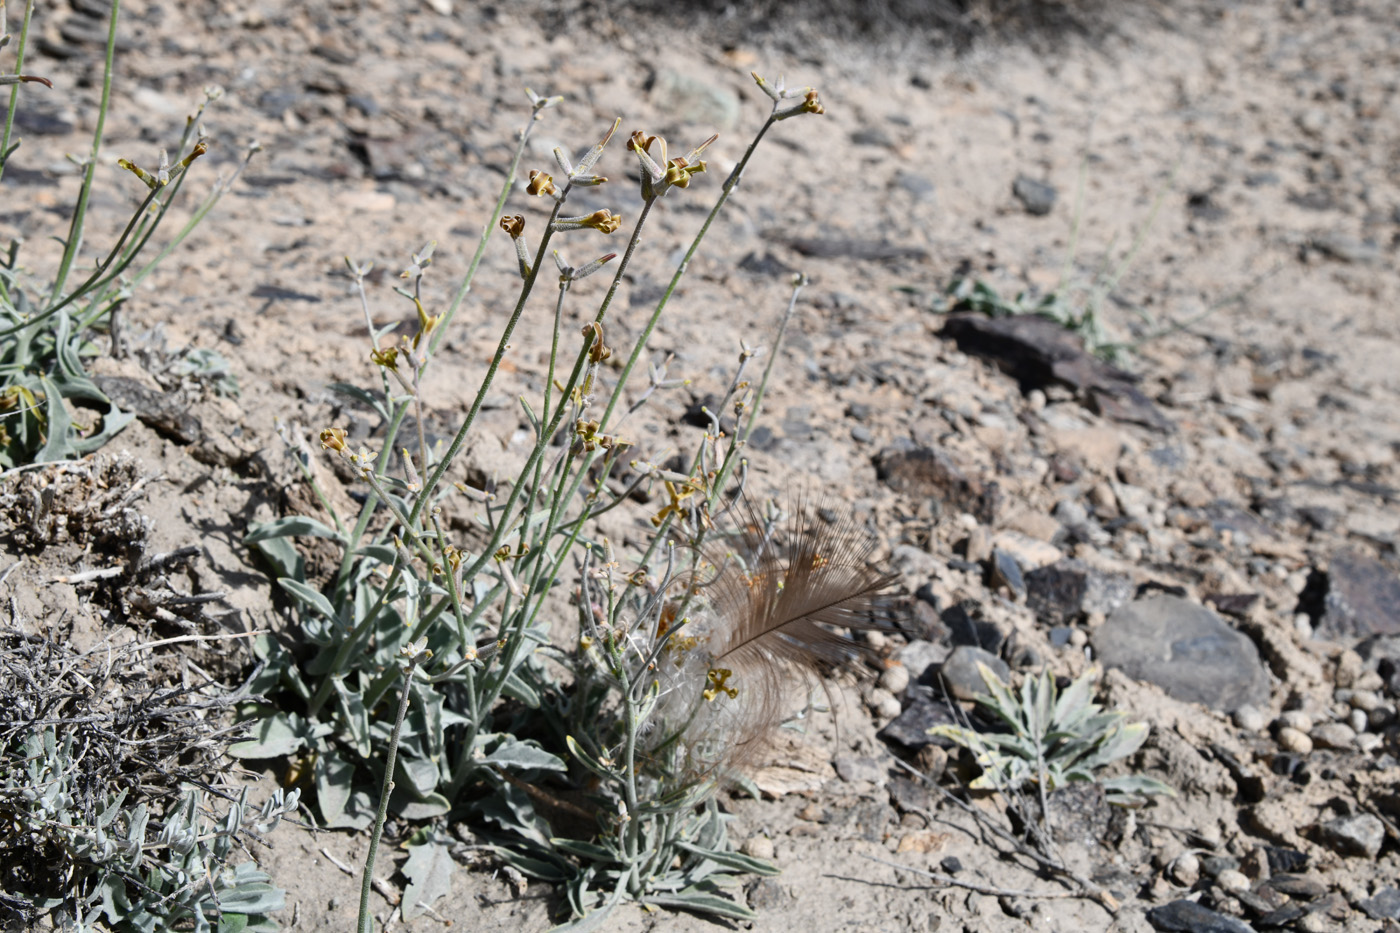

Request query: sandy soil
[{"left": 5, "top": 0, "right": 1400, "bottom": 931}]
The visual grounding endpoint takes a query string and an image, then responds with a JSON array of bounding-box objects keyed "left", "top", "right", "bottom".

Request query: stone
[
  {"left": 989, "top": 548, "right": 1027, "bottom": 600},
  {"left": 1359, "top": 887, "right": 1400, "bottom": 921},
  {"left": 941, "top": 603, "right": 1006, "bottom": 653},
  {"left": 1276, "top": 727, "right": 1312, "bottom": 755},
  {"left": 1145, "top": 899, "right": 1257, "bottom": 933},
  {"left": 741, "top": 835, "right": 775, "bottom": 860},
  {"left": 878, "top": 694, "right": 960, "bottom": 752},
  {"left": 1316, "top": 814, "right": 1384, "bottom": 858},
  {"left": 1265, "top": 874, "right": 1327, "bottom": 898},
  {"left": 1278, "top": 710, "right": 1313, "bottom": 733},
  {"left": 1092, "top": 596, "right": 1271, "bottom": 712},
  {"left": 939, "top": 313, "right": 1172, "bottom": 431},
  {"left": 898, "top": 640, "right": 951, "bottom": 682},
  {"left": 1309, "top": 722, "right": 1356, "bottom": 749},
  {"left": 649, "top": 69, "right": 741, "bottom": 130},
  {"left": 879, "top": 664, "right": 911, "bottom": 695},
  {"left": 991, "top": 530, "right": 1063, "bottom": 570},
  {"left": 1217, "top": 869, "right": 1251, "bottom": 893},
  {"left": 1170, "top": 852, "right": 1200, "bottom": 887},
  {"left": 875, "top": 444, "right": 999, "bottom": 523},
  {"left": 1261, "top": 847, "right": 1308, "bottom": 874},
  {"left": 1013, "top": 174, "right": 1057, "bottom": 215},
  {"left": 1314, "top": 550, "right": 1400, "bottom": 641},
  {"left": 937, "top": 646, "right": 1010, "bottom": 701},
  {"left": 1234, "top": 705, "right": 1269, "bottom": 732},
  {"left": 835, "top": 756, "right": 887, "bottom": 785}
]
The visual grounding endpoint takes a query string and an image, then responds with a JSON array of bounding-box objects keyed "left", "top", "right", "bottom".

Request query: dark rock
[
  {"left": 1024, "top": 559, "right": 1130, "bottom": 625},
  {"left": 1264, "top": 875, "right": 1327, "bottom": 899},
  {"left": 738, "top": 251, "right": 796, "bottom": 276},
  {"left": 939, "top": 313, "right": 1172, "bottom": 431},
  {"left": 92, "top": 375, "right": 201, "bottom": 445},
  {"left": 887, "top": 776, "right": 932, "bottom": 814},
  {"left": 989, "top": 549, "right": 1027, "bottom": 600},
  {"left": 1254, "top": 904, "right": 1306, "bottom": 927},
  {"left": 875, "top": 445, "right": 999, "bottom": 523},
  {"left": 779, "top": 236, "right": 928, "bottom": 262},
  {"left": 746, "top": 877, "right": 789, "bottom": 911},
  {"left": 850, "top": 127, "right": 895, "bottom": 147},
  {"left": 1205, "top": 593, "right": 1260, "bottom": 618},
  {"left": 1313, "top": 550, "right": 1400, "bottom": 640},
  {"left": 1360, "top": 887, "right": 1400, "bottom": 921},
  {"left": 937, "top": 645, "right": 1010, "bottom": 701},
  {"left": 939, "top": 856, "right": 963, "bottom": 875},
  {"left": 1146, "top": 899, "right": 1257, "bottom": 933},
  {"left": 680, "top": 392, "right": 735, "bottom": 434},
  {"left": 1043, "top": 782, "right": 1110, "bottom": 847},
  {"left": 1187, "top": 190, "right": 1228, "bottom": 221},
  {"left": 1204, "top": 501, "right": 1276, "bottom": 546},
  {"left": 1298, "top": 505, "right": 1340, "bottom": 531},
  {"left": 942, "top": 603, "right": 1005, "bottom": 653},
  {"left": 1315, "top": 814, "right": 1384, "bottom": 858},
  {"left": 893, "top": 170, "right": 936, "bottom": 203},
  {"left": 834, "top": 756, "right": 885, "bottom": 784},
  {"left": 1092, "top": 596, "right": 1271, "bottom": 712},
  {"left": 1026, "top": 560, "right": 1088, "bottom": 625},
  {"left": 878, "top": 693, "right": 960, "bottom": 751},
  {"left": 1202, "top": 855, "right": 1241, "bottom": 878},
  {"left": 1261, "top": 846, "right": 1308, "bottom": 874},
  {"left": 1012, "top": 175, "right": 1057, "bottom": 216},
  {"left": 1049, "top": 627, "right": 1074, "bottom": 648}
]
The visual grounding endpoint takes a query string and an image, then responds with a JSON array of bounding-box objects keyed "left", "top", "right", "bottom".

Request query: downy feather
[{"left": 647, "top": 502, "right": 898, "bottom": 781}]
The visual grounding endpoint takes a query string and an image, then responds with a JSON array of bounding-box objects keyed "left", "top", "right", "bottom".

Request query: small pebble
[
  {"left": 1311, "top": 721, "right": 1356, "bottom": 749},
  {"left": 1170, "top": 852, "right": 1201, "bottom": 887},
  {"left": 1294, "top": 613, "right": 1314, "bottom": 636},
  {"left": 1286, "top": 571, "right": 1308, "bottom": 594},
  {"left": 1276, "top": 726, "right": 1313, "bottom": 754},
  {"left": 1350, "top": 690, "right": 1381, "bottom": 712},
  {"left": 1356, "top": 733, "right": 1383, "bottom": 753},
  {"left": 1369, "top": 706, "right": 1394, "bottom": 730},
  {"left": 1027, "top": 389, "right": 1047, "bottom": 412},
  {"left": 1217, "top": 869, "right": 1251, "bottom": 893},
  {"left": 1069, "top": 628, "right": 1088, "bottom": 648},
  {"left": 1278, "top": 710, "right": 1313, "bottom": 733},
  {"left": 879, "top": 664, "right": 910, "bottom": 695},
  {"left": 1234, "top": 705, "right": 1269, "bottom": 732},
  {"left": 742, "top": 835, "right": 776, "bottom": 860},
  {"left": 1349, "top": 708, "right": 1369, "bottom": 734}
]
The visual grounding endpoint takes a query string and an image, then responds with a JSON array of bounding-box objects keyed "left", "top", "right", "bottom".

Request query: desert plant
[
  {"left": 0, "top": 0, "right": 252, "bottom": 467},
  {"left": 0, "top": 626, "right": 297, "bottom": 931},
  {"left": 929, "top": 662, "right": 1174, "bottom": 804},
  {"left": 240, "top": 74, "right": 846, "bottom": 927}
]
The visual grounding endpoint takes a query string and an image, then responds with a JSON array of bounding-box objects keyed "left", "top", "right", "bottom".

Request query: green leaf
[
  {"left": 481, "top": 735, "right": 566, "bottom": 772},
  {"left": 250, "top": 535, "right": 304, "bottom": 582},
  {"left": 401, "top": 832, "right": 454, "bottom": 921},
  {"left": 277, "top": 578, "right": 339, "bottom": 622},
  {"left": 245, "top": 515, "right": 343, "bottom": 544},
  {"left": 645, "top": 886, "right": 755, "bottom": 921},
  {"left": 228, "top": 712, "right": 307, "bottom": 759},
  {"left": 565, "top": 735, "right": 617, "bottom": 779},
  {"left": 673, "top": 840, "right": 779, "bottom": 876},
  {"left": 549, "top": 837, "right": 620, "bottom": 863},
  {"left": 315, "top": 752, "right": 374, "bottom": 830},
  {"left": 488, "top": 845, "right": 568, "bottom": 881}
]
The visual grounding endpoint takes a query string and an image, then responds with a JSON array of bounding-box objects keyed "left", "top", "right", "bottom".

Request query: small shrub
[
  {"left": 930, "top": 663, "right": 1174, "bottom": 804},
  {"left": 0, "top": 0, "right": 251, "bottom": 467}
]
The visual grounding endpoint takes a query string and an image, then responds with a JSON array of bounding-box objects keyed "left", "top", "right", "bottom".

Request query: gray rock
[
  {"left": 897, "top": 639, "right": 951, "bottom": 682},
  {"left": 1359, "top": 887, "right": 1400, "bottom": 921},
  {"left": 1013, "top": 175, "right": 1057, "bottom": 216},
  {"left": 1310, "top": 722, "right": 1356, "bottom": 749},
  {"left": 877, "top": 693, "right": 960, "bottom": 751},
  {"left": 1312, "top": 233, "right": 1380, "bottom": 265},
  {"left": 989, "top": 548, "right": 1027, "bottom": 600},
  {"left": 1026, "top": 559, "right": 1133, "bottom": 626},
  {"left": 834, "top": 756, "right": 886, "bottom": 785},
  {"left": 1315, "top": 550, "right": 1400, "bottom": 641},
  {"left": 937, "top": 645, "right": 1010, "bottom": 701},
  {"left": 649, "top": 69, "right": 741, "bottom": 130},
  {"left": 1092, "top": 596, "right": 1270, "bottom": 712},
  {"left": 1146, "top": 899, "right": 1257, "bottom": 933},
  {"left": 1316, "top": 814, "right": 1384, "bottom": 859}
]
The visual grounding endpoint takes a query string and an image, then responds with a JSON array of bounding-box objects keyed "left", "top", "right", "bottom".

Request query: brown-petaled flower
[
  {"left": 370, "top": 346, "right": 399, "bottom": 370},
  {"left": 320, "top": 427, "right": 348, "bottom": 452},
  {"left": 802, "top": 89, "right": 824, "bottom": 115},
  {"left": 526, "top": 169, "right": 557, "bottom": 197},
  {"left": 583, "top": 209, "right": 621, "bottom": 234},
  {"left": 500, "top": 214, "right": 525, "bottom": 239}
]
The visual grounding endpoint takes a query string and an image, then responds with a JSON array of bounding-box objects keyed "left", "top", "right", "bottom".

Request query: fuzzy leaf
[
  {"left": 673, "top": 840, "right": 780, "bottom": 876},
  {"left": 481, "top": 735, "right": 566, "bottom": 772},
  {"left": 401, "top": 832, "right": 454, "bottom": 920},
  {"left": 228, "top": 712, "right": 306, "bottom": 759},
  {"left": 245, "top": 516, "right": 343, "bottom": 543}
]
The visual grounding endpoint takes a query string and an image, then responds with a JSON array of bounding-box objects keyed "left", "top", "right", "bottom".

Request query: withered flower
[
  {"left": 526, "top": 169, "right": 557, "bottom": 197},
  {"left": 500, "top": 214, "right": 526, "bottom": 239},
  {"left": 319, "top": 427, "right": 348, "bottom": 452}
]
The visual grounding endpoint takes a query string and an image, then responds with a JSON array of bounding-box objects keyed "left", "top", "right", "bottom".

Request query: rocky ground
[{"left": 4, "top": 0, "right": 1400, "bottom": 930}]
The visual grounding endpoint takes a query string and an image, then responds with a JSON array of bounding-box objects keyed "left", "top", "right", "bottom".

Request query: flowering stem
[{"left": 356, "top": 656, "right": 420, "bottom": 933}]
